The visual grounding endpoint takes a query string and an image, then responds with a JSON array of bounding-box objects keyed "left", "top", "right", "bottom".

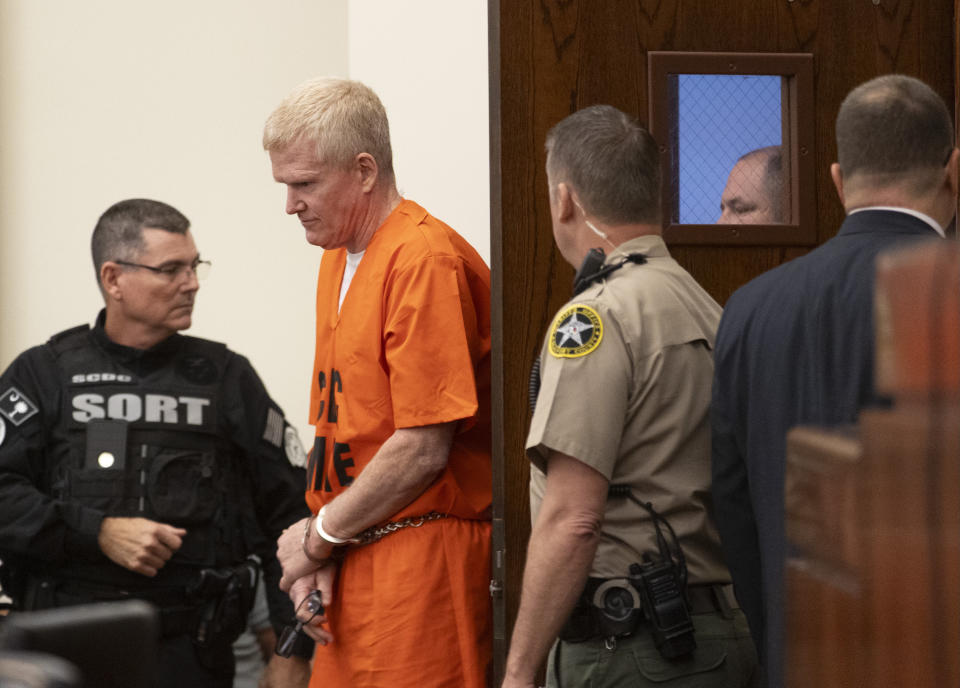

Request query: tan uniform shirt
[{"left": 527, "top": 234, "right": 729, "bottom": 584}]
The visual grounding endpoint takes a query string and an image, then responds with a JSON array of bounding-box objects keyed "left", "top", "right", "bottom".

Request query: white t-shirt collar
[{"left": 338, "top": 250, "right": 366, "bottom": 312}]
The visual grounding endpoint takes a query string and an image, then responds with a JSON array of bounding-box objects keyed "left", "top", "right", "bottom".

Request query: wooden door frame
[{"left": 487, "top": 1, "right": 507, "bottom": 684}]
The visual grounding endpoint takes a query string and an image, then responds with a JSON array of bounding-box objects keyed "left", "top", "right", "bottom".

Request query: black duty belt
[
  {"left": 29, "top": 560, "right": 258, "bottom": 645},
  {"left": 688, "top": 584, "right": 738, "bottom": 615},
  {"left": 45, "top": 577, "right": 189, "bottom": 606},
  {"left": 32, "top": 577, "right": 199, "bottom": 638},
  {"left": 559, "top": 580, "right": 738, "bottom": 643}
]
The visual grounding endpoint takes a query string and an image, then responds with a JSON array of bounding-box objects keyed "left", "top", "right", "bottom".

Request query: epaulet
[{"left": 46, "top": 324, "right": 91, "bottom": 354}]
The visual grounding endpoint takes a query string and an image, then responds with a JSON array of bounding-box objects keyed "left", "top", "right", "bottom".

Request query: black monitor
[{"left": 0, "top": 600, "right": 159, "bottom": 688}]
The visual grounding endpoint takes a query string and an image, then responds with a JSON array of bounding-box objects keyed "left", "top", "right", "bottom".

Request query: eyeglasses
[
  {"left": 115, "top": 257, "right": 212, "bottom": 281},
  {"left": 275, "top": 590, "right": 324, "bottom": 658}
]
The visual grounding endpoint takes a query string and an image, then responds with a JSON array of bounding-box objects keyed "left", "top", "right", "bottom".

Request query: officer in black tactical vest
[{"left": 0, "top": 199, "right": 314, "bottom": 687}]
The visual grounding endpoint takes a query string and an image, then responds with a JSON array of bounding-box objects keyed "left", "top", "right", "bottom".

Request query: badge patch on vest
[
  {"left": 284, "top": 426, "right": 306, "bottom": 467},
  {"left": 549, "top": 304, "right": 603, "bottom": 358},
  {"left": 177, "top": 355, "right": 217, "bottom": 385},
  {"left": 0, "top": 387, "right": 39, "bottom": 426}
]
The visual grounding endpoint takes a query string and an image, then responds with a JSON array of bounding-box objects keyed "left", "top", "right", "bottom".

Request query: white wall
[
  {"left": 347, "top": 0, "right": 490, "bottom": 261},
  {"left": 0, "top": 0, "right": 348, "bottom": 446},
  {"left": 0, "top": 0, "right": 490, "bottom": 448}
]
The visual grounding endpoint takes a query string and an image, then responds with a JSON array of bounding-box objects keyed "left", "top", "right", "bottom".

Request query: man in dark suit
[{"left": 710, "top": 74, "right": 959, "bottom": 688}]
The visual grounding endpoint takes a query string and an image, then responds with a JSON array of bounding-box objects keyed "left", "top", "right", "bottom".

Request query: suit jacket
[{"left": 710, "top": 209, "right": 941, "bottom": 687}]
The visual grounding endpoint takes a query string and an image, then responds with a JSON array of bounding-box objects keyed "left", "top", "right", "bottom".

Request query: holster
[
  {"left": 16, "top": 557, "right": 260, "bottom": 650},
  {"left": 187, "top": 557, "right": 260, "bottom": 647}
]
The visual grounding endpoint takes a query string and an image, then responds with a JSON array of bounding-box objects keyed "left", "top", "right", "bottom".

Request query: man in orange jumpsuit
[{"left": 263, "top": 77, "right": 492, "bottom": 688}]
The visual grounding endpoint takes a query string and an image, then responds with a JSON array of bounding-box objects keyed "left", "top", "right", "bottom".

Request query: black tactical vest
[{"left": 47, "top": 326, "right": 246, "bottom": 584}]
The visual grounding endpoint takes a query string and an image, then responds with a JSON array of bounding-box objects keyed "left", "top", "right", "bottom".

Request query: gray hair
[
  {"left": 262, "top": 77, "right": 394, "bottom": 179},
  {"left": 545, "top": 104, "right": 661, "bottom": 225},
  {"left": 91, "top": 198, "right": 190, "bottom": 286},
  {"left": 836, "top": 74, "right": 954, "bottom": 193}
]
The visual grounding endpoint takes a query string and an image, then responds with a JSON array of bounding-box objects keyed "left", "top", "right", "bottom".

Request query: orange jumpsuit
[{"left": 305, "top": 199, "right": 492, "bottom": 687}]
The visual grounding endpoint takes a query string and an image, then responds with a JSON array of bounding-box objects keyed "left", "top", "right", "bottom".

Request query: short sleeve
[
  {"left": 384, "top": 255, "right": 481, "bottom": 428},
  {"left": 525, "top": 301, "right": 630, "bottom": 478}
]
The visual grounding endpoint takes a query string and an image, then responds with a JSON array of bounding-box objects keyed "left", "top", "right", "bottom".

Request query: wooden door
[{"left": 488, "top": 1, "right": 957, "bottom": 681}]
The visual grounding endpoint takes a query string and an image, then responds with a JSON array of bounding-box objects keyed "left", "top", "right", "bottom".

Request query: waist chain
[{"left": 353, "top": 511, "right": 448, "bottom": 546}]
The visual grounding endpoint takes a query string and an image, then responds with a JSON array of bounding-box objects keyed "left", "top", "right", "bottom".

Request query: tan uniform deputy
[
  {"left": 529, "top": 233, "right": 727, "bottom": 582},
  {"left": 502, "top": 106, "right": 758, "bottom": 688}
]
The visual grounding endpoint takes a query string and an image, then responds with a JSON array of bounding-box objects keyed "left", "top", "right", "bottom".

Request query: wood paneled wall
[{"left": 489, "top": 0, "right": 956, "bottom": 681}]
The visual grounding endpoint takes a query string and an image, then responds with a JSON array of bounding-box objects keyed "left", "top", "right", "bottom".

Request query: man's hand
[
  {"left": 277, "top": 516, "right": 332, "bottom": 592},
  {"left": 259, "top": 655, "right": 311, "bottom": 688},
  {"left": 288, "top": 566, "right": 337, "bottom": 646},
  {"left": 97, "top": 516, "right": 186, "bottom": 576}
]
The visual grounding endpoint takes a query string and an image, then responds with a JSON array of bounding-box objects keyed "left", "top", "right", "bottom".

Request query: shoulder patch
[
  {"left": 0, "top": 387, "right": 39, "bottom": 426},
  {"left": 284, "top": 425, "right": 306, "bottom": 467},
  {"left": 263, "top": 407, "right": 284, "bottom": 447},
  {"left": 549, "top": 304, "right": 603, "bottom": 358}
]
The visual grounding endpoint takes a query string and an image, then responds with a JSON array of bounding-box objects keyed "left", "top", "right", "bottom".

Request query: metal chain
[{"left": 353, "top": 511, "right": 447, "bottom": 546}]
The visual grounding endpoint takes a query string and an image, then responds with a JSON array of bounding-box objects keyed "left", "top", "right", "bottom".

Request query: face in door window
[{"left": 718, "top": 146, "right": 784, "bottom": 224}]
